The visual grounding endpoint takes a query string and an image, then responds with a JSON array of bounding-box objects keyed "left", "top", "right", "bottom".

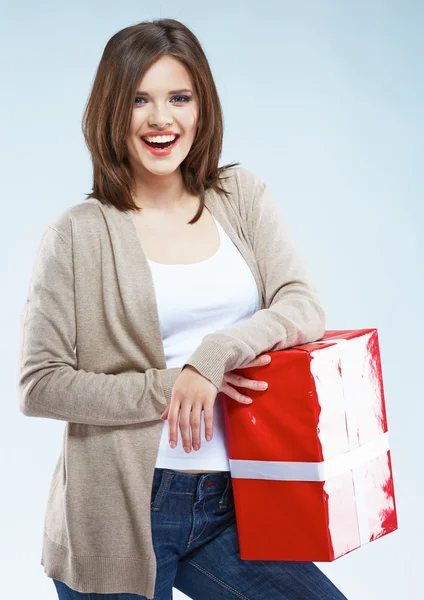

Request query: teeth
[{"left": 142, "top": 134, "right": 177, "bottom": 143}]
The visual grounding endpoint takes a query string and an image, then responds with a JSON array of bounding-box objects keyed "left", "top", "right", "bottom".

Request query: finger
[
  {"left": 179, "top": 402, "right": 193, "bottom": 453},
  {"left": 224, "top": 372, "right": 268, "bottom": 391},
  {"left": 190, "top": 402, "right": 202, "bottom": 450},
  {"left": 167, "top": 398, "right": 181, "bottom": 448},
  {"left": 160, "top": 405, "right": 169, "bottom": 420},
  {"left": 220, "top": 381, "right": 253, "bottom": 404},
  {"left": 237, "top": 354, "right": 272, "bottom": 369},
  {"left": 203, "top": 399, "right": 214, "bottom": 442}
]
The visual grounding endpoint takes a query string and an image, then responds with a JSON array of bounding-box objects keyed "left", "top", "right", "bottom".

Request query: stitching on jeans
[
  {"left": 186, "top": 498, "right": 198, "bottom": 550},
  {"left": 186, "top": 497, "right": 208, "bottom": 548},
  {"left": 219, "top": 476, "right": 232, "bottom": 509},
  {"left": 185, "top": 559, "right": 251, "bottom": 599},
  {"left": 152, "top": 471, "right": 172, "bottom": 511}
]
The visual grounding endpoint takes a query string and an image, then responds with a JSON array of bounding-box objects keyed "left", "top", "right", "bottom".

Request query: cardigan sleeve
[
  {"left": 181, "top": 170, "right": 326, "bottom": 391},
  {"left": 18, "top": 225, "right": 181, "bottom": 426}
]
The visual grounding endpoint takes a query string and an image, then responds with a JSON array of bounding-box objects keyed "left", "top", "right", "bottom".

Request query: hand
[
  {"left": 160, "top": 354, "right": 272, "bottom": 452},
  {"left": 161, "top": 365, "right": 218, "bottom": 454}
]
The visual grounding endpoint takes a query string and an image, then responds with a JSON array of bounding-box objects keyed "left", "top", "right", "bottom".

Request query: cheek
[
  {"left": 184, "top": 112, "right": 198, "bottom": 135},
  {"left": 129, "top": 112, "right": 144, "bottom": 135}
]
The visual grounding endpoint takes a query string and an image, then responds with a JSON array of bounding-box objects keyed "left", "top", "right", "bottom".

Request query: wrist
[{"left": 182, "top": 364, "right": 200, "bottom": 375}]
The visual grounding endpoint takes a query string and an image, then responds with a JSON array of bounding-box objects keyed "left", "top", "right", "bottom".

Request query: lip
[
  {"left": 141, "top": 130, "right": 181, "bottom": 138},
  {"left": 140, "top": 134, "right": 180, "bottom": 157}
]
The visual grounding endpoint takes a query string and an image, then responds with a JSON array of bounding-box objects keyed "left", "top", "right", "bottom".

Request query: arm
[
  {"left": 181, "top": 171, "right": 326, "bottom": 391},
  {"left": 18, "top": 225, "right": 181, "bottom": 426}
]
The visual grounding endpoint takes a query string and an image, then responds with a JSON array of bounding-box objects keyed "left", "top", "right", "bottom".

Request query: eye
[
  {"left": 134, "top": 95, "right": 191, "bottom": 105},
  {"left": 171, "top": 95, "right": 191, "bottom": 103}
]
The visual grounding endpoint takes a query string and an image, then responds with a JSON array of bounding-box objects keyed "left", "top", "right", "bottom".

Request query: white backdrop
[{"left": 2, "top": 1, "right": 423, "bottom": 599}]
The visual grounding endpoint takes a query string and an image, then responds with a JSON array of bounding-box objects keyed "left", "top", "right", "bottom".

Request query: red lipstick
[
  {"left": 141, "top": 130, "right": 180, "bottom": 137},
  {"left": 140, "top": 133, "right": 180, "bottom": 157}
]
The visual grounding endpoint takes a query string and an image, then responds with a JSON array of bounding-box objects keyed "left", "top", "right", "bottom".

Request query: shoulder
[
  {"left": 217, "top": 166, "right": 266, "bottom": 204},
  {"left": 45, "top": 199, "right": 106, "bottom": 244}
]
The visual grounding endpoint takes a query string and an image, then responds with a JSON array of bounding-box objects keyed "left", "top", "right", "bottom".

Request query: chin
[{"left": 140, "top": 162, "right": 182, "bottom": 176}]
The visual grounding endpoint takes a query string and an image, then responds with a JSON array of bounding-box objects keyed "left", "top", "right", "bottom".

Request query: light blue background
[{"left": 2, "top": 1, "right": 422, "bottom": 599}]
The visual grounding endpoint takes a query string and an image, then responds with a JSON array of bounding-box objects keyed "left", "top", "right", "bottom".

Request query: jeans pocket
[{"left": 151, "top": 470, "right": 171, "bottom": 511}]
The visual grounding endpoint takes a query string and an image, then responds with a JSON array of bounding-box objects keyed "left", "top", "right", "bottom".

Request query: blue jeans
[{"left": 53, "top": 468, "right": 348, "bottom": 599}]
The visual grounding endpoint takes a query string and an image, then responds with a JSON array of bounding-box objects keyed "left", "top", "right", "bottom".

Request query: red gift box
[{"left": 222, "top": 328, "right": 398, "bottom": 561}]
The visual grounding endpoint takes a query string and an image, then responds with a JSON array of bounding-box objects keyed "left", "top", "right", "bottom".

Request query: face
[{"left": 126, "top": 55, "right": 199, "bottom": 181}]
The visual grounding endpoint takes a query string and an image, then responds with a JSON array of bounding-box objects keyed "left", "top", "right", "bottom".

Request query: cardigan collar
[{"left": 89, "top": 186, "right": 264, "bottom": 370}]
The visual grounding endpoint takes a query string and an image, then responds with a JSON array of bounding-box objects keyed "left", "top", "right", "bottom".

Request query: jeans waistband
[{"left": 152, "top": 467, "right": 232, "bottom": 499}]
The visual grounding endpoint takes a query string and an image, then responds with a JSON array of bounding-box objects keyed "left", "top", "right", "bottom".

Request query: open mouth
[{"left": 141, "top": 135, "right": 180, "bottom": 149}]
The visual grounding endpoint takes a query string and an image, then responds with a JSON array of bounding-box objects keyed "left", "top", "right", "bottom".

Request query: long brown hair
[{"left": 81, "top": 18, "right": 240, "bottom": 224}]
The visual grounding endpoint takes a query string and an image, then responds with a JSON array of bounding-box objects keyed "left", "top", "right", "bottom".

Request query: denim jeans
[{"left": 53, "top": 467, "right": 348, "bottom": 600}]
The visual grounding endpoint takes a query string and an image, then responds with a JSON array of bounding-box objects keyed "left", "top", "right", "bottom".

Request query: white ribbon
[{"left": 229, "top": 431, "right": 389, "bottom": 481}]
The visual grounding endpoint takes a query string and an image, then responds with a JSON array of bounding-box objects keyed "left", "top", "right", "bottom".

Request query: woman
[{"left": 19, "top": 18, "right": 348, "bottom": 600}]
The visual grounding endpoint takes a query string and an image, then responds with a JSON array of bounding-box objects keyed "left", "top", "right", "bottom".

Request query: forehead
[{"left": 137, "top": 56, "right": 193, "bottom": 92}]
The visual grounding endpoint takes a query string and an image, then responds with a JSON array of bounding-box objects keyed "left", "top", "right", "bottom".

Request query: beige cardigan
[{"left": 18, "top": 166, "right": 326, "bottom": 597}]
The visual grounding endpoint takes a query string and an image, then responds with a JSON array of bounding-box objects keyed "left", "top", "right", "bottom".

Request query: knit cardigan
[{"left": 18, "top": 166, "right": 326, "bottom": 597}]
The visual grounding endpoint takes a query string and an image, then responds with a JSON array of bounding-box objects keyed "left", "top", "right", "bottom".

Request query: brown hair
[{"left": 81, "top": 18, "right": 240, "bottom": 224}]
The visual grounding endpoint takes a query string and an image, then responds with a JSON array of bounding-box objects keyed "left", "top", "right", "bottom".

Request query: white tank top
[{"left": 148, "top": 214, "right": 259, "bottom": 471}]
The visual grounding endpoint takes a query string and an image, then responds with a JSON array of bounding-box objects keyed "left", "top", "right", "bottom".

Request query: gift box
[{"left": 222, "top": 328, "right": 398, "bottom": 561}]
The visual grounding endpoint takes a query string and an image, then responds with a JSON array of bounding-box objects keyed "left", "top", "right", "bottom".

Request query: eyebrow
[{"left": 135, "top": 88, "right": 193, "bottom": 96}]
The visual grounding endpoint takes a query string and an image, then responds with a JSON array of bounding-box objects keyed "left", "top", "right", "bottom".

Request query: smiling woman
[{"left": 20, "top": 16, "right": 343, "bottom": 600}]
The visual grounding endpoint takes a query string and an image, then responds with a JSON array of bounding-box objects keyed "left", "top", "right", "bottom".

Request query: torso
[{"left": 132, "top": 196, "right": 223, "bottom": 474}]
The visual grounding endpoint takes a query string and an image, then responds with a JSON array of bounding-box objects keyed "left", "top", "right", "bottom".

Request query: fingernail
[
  {"left": 170, "top": 441, "right": 176, "bottom": 448},
  {"left": 193, "top": 444, "right": 200, "bottom": 451},
  {"left": 206, "top": 434, "right": 212, "bottom": 442},
  {"left": 259, "top": 382, "right": 268, "bottom": 389},
  {"left": 184, "top": 446, "right": 191, "bottom": 453}
]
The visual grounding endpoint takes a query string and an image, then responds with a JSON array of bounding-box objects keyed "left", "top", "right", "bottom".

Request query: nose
[{"left": 148, "top": 105, "right": 173, "bottom": 129}]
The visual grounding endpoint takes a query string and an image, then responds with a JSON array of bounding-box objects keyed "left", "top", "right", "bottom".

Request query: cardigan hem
[{"left": 40, "top": 531, "right": 157, "bottom": 598}]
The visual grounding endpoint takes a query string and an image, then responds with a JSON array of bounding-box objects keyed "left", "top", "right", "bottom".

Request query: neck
[{"left": 131, "top": 166, "right": 191, "bottom": 211}]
